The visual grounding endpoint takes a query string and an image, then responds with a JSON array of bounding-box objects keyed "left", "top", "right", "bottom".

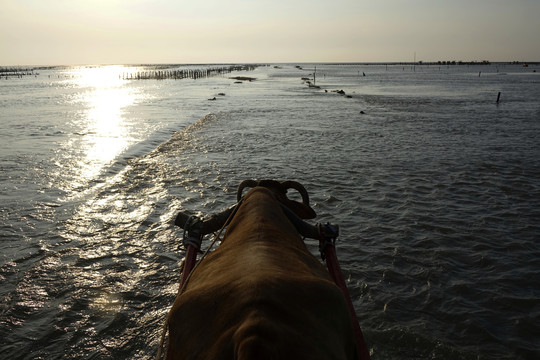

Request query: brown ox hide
[{"left": 166, "top": 187, "right": 356, "bottom": 360}]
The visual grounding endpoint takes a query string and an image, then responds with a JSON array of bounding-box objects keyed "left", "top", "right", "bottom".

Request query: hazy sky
[{"left": 1, "top": 0, "right": 539, "bottom": 65}]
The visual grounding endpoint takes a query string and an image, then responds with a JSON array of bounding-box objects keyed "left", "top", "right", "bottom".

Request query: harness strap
[
  {"left": 178, "top": 216, "right": 202, "bottom": 291},
  {"left": 317, "top": 223, "right": 371, "bottom": 360}
]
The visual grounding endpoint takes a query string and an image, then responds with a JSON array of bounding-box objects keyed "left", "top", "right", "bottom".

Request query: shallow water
[{"left": 1, "top": 63, "right": 539, "bottom": 359}]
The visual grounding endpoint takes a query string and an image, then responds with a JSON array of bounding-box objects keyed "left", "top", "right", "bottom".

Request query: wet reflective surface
[{"left": 1, "top": 64, "right": 539, "bottom": 359}]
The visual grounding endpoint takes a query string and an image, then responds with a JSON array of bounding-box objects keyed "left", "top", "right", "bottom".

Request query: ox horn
[
  {"left": 281, "top": 180, "right": 310, "bottom": 206},
  {"left": 237, "top": 179, "right": 258, "bottom": 202}
]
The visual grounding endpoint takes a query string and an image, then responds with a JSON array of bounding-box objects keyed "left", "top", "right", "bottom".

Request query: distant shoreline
[{"left": 1, "top": 61, "right": 539, "bottom": 69}]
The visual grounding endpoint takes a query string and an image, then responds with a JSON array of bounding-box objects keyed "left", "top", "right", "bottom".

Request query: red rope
[
  {"left": 323, "top": 244, "right": 371, "bottom": 360},
  {"left": 179, "top": 245, "right": 199, "bottom": 292}
]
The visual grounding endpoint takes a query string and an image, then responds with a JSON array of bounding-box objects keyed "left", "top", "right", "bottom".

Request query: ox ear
[{"left": 284, "top": 199, "right": 317, "bottom": 219}]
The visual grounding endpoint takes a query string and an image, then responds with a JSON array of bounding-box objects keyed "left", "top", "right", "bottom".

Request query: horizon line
[{"left": 2, "top": 60, "right": 539, "bottom": 68}]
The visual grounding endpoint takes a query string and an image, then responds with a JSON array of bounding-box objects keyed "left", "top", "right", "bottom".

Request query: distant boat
[{"left": 523, "top": 63, "right": 529, "bottom": 67}]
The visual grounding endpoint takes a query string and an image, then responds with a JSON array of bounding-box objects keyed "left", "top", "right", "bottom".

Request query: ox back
[{"left": 166, "top": 187, "right": 357, "bottom": 360}]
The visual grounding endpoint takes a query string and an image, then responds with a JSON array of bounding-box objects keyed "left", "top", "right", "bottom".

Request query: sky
[{"left": 1, "top": 0, "right": 539, "bottom": 65}]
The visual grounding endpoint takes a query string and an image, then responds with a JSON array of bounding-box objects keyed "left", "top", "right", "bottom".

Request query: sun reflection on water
[
  {"left": 68, "top": 66, "right": 141, "bottom": 181},
  {"left": 72, "top": 65, "right": 128, "bottom": 89},
  {"left": 82, "top": 87, "right": 132, "bottom": 177}
]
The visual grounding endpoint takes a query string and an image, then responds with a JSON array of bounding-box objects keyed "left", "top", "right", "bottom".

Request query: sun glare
[
  {"left": 73, "top": 65, "right": 127, "bottom": 89},
  {"left": 67, "top": 66, "right": 140, "bottom": 180}
]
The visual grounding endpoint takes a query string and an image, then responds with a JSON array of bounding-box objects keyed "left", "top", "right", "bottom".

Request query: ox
[{"left": 164, "top": 180, "right": 368, "bottom": 360}]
